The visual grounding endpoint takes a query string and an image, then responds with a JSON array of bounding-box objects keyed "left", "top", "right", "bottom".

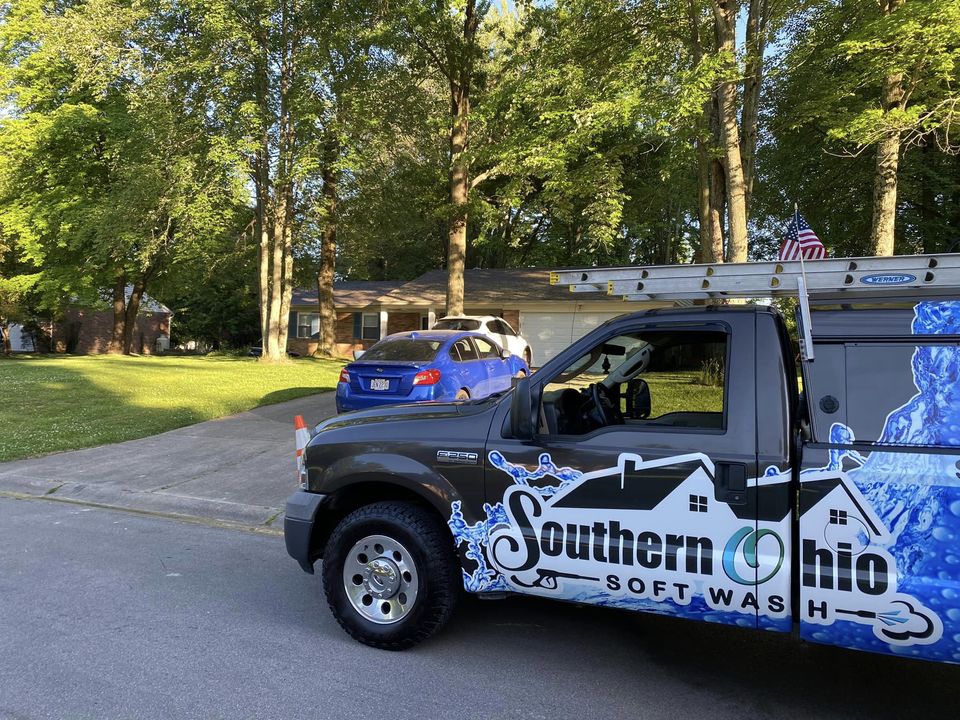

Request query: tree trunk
[
  {"left": 869, "top": 0, "right": 906, "bottom": 256},
  {"left": 1, "top": 319, "right": 10, "bottom": 356},
  {"left": 108, "top": 268, "right": 126, "bottom": 354},
  {"left": 446, "top": 91, "right": 469, "bottom": 316},
  {"left": 695, "top": 139, "right": 713, "bottom": 262},
  {"left": 870, "top": 129, "right": 902, "bottom": 256},
  {"left": 267, "top": 194, "right": 287, "bottom": 360},
  {"left": 688, "top": 0, "right": 716, "bottom": 263},
  {"left": 919, "top": 141, "right": 937, "bottom": 254},
  {"left": 713, "top": 0, "right": 749, "bottom": 262},
  {"left": 278, "top": 215, "right": 294, "bottom": 355},
  {"left": 741, "top": 0, "right": 768, "bottom": 215},
  {"left": 254, "top": 28, "right": 271, "bottom": 353},
  {"left": 709, "top": 155, "right": 726, "bottom": 262},
  {"left": 445, "top": 0, "right": 479, "bottom": 317},
  {"left": 122, "top": 274, "right": 148, "bottom": 355},
  {"left": 265, "top": 3, "right": 296, "bottom": 362},
  {"left": 257, "top": 177, "right": 271, "bottom": 351},
  {"left": 317, "top": 138, "right": 339, "bottom": 357}
]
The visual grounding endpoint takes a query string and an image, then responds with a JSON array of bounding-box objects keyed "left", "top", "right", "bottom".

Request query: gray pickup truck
[{"left": 285, "top": 265, "right": 960, "bottom": 665}]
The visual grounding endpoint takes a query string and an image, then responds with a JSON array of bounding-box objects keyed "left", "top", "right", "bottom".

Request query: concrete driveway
[{"left": 0, "top": 392, "right": 337, "bottom": 528}]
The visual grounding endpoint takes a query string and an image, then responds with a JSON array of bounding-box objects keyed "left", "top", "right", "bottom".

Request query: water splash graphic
[
  {"left": 487, "top": 451, "right": 583, "bottom": 495},
  {"left": 448, "top": 454, "right": 583, "bottom": 592},
  {"left": 812, "top": 300, "right": 960, "bottom": 662}
]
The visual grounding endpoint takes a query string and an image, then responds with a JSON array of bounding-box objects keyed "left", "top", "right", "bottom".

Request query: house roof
[
  {"left": 380, "top": 268, "right": 576, "bottom": 307},
  {"left": 292, "top": 281, "right": 405, "bottom": 308},
  {"left": 291, "top": 268, "right": 621, "bottom": 310},
  {"left": 120, "top": 286, "right": 170, "bottom": 315}
]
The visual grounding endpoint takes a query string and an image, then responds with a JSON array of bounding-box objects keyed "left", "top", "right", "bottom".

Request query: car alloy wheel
[{"left": 341, "top": 534, "right": 419, "bottom": 624}]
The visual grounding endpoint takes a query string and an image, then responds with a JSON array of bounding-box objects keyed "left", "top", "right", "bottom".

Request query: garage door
[{"left": 519, "top": 311, "right": 624, "bottom": 365}]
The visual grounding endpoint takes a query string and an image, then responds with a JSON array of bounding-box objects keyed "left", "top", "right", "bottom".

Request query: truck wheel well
[{"left": 309, "top": 480, "right": 446, "bottom": 562}]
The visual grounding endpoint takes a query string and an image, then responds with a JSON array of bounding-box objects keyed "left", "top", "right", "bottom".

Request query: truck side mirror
[{"left": 510, "top": 376, "right": 536, "bottom": 440}]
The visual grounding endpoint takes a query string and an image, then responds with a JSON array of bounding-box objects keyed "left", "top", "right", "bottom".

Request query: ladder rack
[{"left": 549, "top": 254, "right": 960, "bottom": 302}]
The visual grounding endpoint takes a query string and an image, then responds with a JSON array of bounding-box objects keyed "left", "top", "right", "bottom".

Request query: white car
[{"left": 432, "top": 315, "right": 533, "bottom": 366}]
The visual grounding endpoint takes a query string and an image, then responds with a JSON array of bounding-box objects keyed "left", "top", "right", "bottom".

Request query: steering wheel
[{"left": 581, "top": 383, "right": 623, "bottom": 429}]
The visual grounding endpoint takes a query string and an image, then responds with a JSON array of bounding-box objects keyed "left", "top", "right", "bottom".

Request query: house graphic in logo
[{"left": 798, "top": 467, "right": 942, "bottom": 646}]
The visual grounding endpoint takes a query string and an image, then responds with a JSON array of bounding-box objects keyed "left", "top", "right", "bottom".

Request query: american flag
[{"left": 779, "top": 211, "right": 826, "bottom": 261}]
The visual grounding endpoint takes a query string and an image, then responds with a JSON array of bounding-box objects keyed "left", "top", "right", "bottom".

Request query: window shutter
[
  {"left": 289, "top": 311, "right": 298, "bottom": 338},
  {"left": 352, "top": 312, "right": 362, "bottom": 339}
]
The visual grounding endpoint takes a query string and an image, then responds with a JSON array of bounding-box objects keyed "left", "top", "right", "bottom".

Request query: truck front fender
[{"left": 317, "top": 452, "right": 464, "bottom": 520}]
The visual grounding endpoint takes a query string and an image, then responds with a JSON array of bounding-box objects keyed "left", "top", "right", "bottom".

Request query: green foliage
[
  {"left": 1, "top": 0, "right": 958, "bottom": 339},
  {"left": 759, "top": 0, "right": 960, "bottom": 256},
  {"left": 693, "top": 357, "right": 724, "bottom": 388},
  {"left": 0, "top": 0, "right": 250, "bottom": 324}
]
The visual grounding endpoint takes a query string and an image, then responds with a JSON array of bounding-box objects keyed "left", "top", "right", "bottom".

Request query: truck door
[
  {"left": 797, "top": 309, "right": 958, "bottom": 662},
  {"left": 475, "top": 311, "right": 793, "bottom": 630}
]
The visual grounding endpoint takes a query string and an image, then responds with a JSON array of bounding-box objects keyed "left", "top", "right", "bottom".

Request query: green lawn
[
  {"left": 547, "top": 370, "right": 723, "bottom": 418},
  {"left": 643, "top": 370, "right": 723, "bottom": 417},
  {"left": 0, "top": 354, "right": 343, "bottom": 462}
]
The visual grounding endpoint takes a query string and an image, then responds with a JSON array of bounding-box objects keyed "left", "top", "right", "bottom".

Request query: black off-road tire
[{"left": 322, "top": 501, "right": 460, "bottom": 650}]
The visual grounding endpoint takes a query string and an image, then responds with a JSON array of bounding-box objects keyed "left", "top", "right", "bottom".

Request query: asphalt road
[{"left": 2, "top": 496, "right": 957, "bottom": 720}]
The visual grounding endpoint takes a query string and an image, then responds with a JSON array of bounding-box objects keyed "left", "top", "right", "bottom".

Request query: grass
[
  {"left": 0, "top": 354, "right": 343, "bottom": 462},
  {"left": 645, "top": 370, "right": 723, "bottom": 417},
  {"left": 547, "top": 369, "right": 724, "bottom": 418}
]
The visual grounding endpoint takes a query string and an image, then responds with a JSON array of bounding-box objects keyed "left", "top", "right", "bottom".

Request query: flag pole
[{"left": 795, "top": 202, "right": 815, "bottom": 362}]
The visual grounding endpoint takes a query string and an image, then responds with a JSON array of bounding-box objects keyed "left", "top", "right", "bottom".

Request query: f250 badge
[{"left": 437, "top": 450, "right": 479, "bottom": 465}]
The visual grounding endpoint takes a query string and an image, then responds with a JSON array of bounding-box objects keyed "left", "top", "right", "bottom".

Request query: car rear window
[
  {"left": 434, "top": 319, "right": 481, "bottom": 331},
  {"left": 361, "top": 339, "right": 442, "bottom": 362}
]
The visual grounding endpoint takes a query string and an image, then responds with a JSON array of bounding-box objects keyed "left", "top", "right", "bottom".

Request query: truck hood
[{"left": 315, "top": 396, "right": 499, "bottom": 433}]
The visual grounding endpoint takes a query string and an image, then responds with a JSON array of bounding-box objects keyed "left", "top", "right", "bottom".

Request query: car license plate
[{"left": 370, "top": 378, "right": 390, "bottom": 391}]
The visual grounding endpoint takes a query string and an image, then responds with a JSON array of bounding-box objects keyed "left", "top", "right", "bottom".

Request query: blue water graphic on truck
[
  {"left": 448, "top": 452, "right": 582, "bottom": 593},
  {"left": 813, "top": 300, "right": 960, "bottom": 662}
]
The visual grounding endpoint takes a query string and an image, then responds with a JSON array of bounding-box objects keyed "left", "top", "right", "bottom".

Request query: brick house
[
  {"left": 5, "top": 291, "right": 172, "bottom": 354},
  {"left": 288, "top": 268, "right": 658, "bottom": 363}
]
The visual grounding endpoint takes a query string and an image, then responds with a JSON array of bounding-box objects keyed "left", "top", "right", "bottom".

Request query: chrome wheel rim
[{"left": 342, "top": 534, "right": 419, "bottom": 625}]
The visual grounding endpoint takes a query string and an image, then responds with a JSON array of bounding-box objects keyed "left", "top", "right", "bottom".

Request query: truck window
[
  {"left": 540, "top": 329, "right": 727, "bottom": 436},
  {"left": 809, "top": 341, "right": 960, "bottom": 447}
]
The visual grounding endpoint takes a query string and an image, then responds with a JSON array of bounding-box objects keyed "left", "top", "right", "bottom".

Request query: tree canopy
[{"left": 1, "top": 0, "right": 957, "bottom": 353}]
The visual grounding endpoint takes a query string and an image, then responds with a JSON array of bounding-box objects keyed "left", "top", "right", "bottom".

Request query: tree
[
  {"left": 0, "top": 0, "right": 245, "bottom": 353},
  {"left": 711, "top": 0, "right": 749, "bottom": 261},
  {"left": 388, "top": 0, "right": 493, "bottom": 315},
  {"left": 779, "top": 0, "right": 960, "bottom": 255}
]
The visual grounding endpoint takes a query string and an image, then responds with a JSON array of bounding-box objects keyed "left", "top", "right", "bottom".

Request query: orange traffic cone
[{"left": 294, "top": 415, "right": 313, "bottom": 484}]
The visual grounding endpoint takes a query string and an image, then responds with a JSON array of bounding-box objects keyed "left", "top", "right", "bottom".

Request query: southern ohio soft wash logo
[{"left": 483, "top": 452, "right": 791, "bottom": 618}]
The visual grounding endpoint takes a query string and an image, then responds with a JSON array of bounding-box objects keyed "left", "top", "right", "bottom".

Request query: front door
[{"left": 477, "top": 314, "right": 791, "bottom": 630}]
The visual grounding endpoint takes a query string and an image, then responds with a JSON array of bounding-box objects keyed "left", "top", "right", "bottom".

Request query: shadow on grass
[{"left": 0, "top": 358, "right": 339, "bottom": 462}]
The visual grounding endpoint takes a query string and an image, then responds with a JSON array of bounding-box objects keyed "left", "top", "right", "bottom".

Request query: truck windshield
[
  {"left": 359, "top": 339, "right": 442, "bottom": 362},
  {"left": 433, "top": 319, "right": 481, "bottom": 331}
]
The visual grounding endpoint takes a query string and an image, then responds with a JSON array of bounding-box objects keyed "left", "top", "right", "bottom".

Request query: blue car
[{"left": 336, "top": 330, "right": 529, "bottom": 413}]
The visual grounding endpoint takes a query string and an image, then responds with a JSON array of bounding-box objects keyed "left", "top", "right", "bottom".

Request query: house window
[
  {"left": 829, "top": 509, "right": 848, "bottom": 525},
  {"left": 296, "top": 313, "right": 320, "bottom": 339},
  {"left": 353, "top": 312, "right": 381, "bottom": 341},
  {"left": 689, "top": 494, "right": 708, "bottom": 513}
]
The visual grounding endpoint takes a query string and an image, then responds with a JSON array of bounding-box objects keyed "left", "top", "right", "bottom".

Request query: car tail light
[
  {"left": 339, "top": 369, "right": 350, "bottom": 384},
  {"left": 413, "top": 368, "right": 441, "bottom": 386}
]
